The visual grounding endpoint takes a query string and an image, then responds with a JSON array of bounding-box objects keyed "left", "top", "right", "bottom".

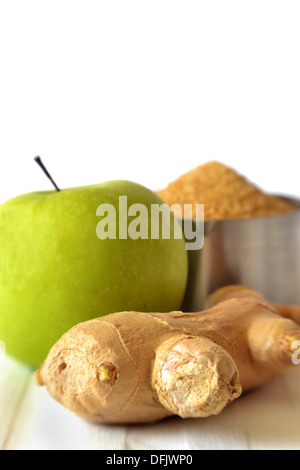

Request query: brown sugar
[{"left": 157, "top": 161, "right": 295, "bottom": 221}]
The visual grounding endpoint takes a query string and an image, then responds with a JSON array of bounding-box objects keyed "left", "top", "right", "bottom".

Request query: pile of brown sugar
[{"left": 157, "top": 161, "right": 295, "bottom": 221}]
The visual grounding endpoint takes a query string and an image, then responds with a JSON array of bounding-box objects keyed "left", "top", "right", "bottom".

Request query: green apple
[{"left": 0, "top": 180, "right": 188, "bottom": 368}]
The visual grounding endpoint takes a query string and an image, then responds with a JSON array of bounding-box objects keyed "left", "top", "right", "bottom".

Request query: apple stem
[{"left": 34, "top": 156, "right": 61, "bottom": 192}]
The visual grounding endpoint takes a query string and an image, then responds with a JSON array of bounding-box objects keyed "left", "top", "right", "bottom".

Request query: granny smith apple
[{"left": 0, "top": 179, "right": 188, "bottom": 368}]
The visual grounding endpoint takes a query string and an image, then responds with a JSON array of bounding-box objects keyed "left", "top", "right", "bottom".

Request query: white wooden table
[{"left": 1, "top": 356, "right": 300, "bottom": 450}]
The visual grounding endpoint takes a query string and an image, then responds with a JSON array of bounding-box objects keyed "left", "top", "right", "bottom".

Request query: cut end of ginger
[{"left": 157, "top": 161, "right": 295, "bottom": 221}]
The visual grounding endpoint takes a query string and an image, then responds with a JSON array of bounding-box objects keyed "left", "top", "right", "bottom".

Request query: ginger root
[{"left": 35, "top": 285, "right": 300, "bottom": 424}]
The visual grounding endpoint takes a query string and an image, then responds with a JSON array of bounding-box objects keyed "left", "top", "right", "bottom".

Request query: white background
[{"left": 0, "top": 1, "right": 299, "bottom": 204}]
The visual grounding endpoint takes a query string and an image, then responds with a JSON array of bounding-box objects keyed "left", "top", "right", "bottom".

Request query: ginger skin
[{"left": 35, "top": 285, "right": 300, "bottom": 424}]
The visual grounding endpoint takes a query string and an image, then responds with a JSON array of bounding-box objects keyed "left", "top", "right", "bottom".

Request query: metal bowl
[{"left": 182, "top": 196, "right": 300, "bottom": 312}]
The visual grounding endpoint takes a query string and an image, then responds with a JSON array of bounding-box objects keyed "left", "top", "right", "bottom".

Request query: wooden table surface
[{"left": 1, "top": 356, "right": 300, "bottom": 450}]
